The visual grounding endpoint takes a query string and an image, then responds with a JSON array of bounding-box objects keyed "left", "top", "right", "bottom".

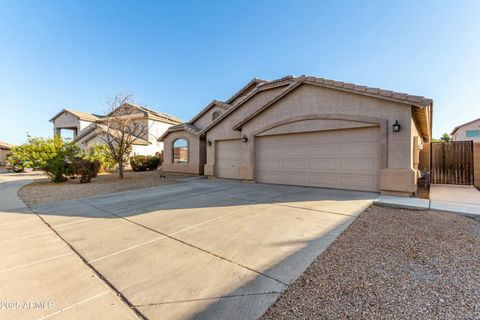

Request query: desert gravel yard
[
  {"left": 261, "top": 205, "right": 480, "bottom": 320},
  {"left": 18, "top": 170, "right": 192, "bottom": 205}
]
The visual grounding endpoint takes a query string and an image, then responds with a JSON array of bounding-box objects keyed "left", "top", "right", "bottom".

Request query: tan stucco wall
[
  {"left": 0, "top": 149, "right": 11, "bottom": 166},
  {"left": 161, "top": 130, "right": 204, "bottom": 174},
  {"left": 53, "top": 112, "right": 80, "bottom": 129},
  {"left": 206, "top": 84, "right": 418, "bottom": 195},
  {"left": 452, "top": 119, "right": 480, "bottom": 142},
  {"left": 192, "top": 106, "right": 225, "bottom": 130},
  {"left": 205, "top": 86, "right": 286, "bottom": 176},
  {"left": 474, "top": 142, "right": 480, "bottom": 189}
]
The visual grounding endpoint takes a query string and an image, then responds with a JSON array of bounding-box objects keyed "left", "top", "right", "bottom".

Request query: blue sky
[{"left": 1, "top": 0, "right": 479, "bottom": 144}]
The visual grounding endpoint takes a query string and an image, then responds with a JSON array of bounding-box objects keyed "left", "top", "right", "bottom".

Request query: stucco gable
[
  {"left": 50, "top": 109, "right": 100, "bottom": 122},
  {"left": 451, "top": 117, "right": 480, "bottom": 135},
  {"left": 200, "top": 77, "right": 296, "bottom": 134},
  {"left": 188, "top": 100, "right": 230, "bottom": 127}
]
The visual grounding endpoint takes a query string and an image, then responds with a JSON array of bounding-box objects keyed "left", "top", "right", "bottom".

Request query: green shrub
[
  {"left": 148, "top": 156, "right": 160, "bottom": 170},
  {"left": 81, "top": 144, "right": 116, "bottom": 172},
  {"left": 130, "top": 155, "right": 160, "bottom": 171},
  {"left": 70, "top": 158, "right": 101, "bottom": 183},
  {"left": 44, "top": 157, "right": 70, "bottom": 183},
  {"left": 12, "top": 136, "right": 80, "bottom": 182}
]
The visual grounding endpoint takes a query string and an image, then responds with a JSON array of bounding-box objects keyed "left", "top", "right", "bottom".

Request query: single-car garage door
[
  {"left": 216, "top": 140, "right": 241, "bottom": 179},
  {"left": 255, "top": 127, "right": 380, "bottom": 192}
]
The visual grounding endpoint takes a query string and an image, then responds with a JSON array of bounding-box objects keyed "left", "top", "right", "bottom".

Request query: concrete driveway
[{"left": 2, "top": 177, "right": 376, "bottom": 320}]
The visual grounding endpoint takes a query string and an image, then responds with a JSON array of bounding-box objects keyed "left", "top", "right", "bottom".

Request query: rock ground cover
[
  {"left": 261, "top": 205, "right": 480, "bottom": 320},
  {"left": 18, "top": 170, "right": 193, "bottom": 206}
]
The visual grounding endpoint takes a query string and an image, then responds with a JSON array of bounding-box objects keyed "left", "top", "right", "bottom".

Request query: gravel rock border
[{"left": 261, "top": 205, "right": 480, "bottom": 320}]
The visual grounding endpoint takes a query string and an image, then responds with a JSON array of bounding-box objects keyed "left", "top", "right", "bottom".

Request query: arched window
[
  {"left": 173, "top": 138, "right": 189, "bottom": 163},
  {"left": 212, "top": 110, "right": 221, "bottom": 121}
]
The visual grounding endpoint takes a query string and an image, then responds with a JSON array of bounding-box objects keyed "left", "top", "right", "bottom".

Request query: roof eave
[{"left": 232, "top": 78, "right": 432, "bottom": 131}]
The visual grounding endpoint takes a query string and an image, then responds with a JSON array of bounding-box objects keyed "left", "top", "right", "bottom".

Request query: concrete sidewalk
[
  {"left": 375, "top": 184, "right": 480, "bottom": 219},
  {"left": 430, "top": 184, "right": 480, "bottom": 218},
  {"left": 0, "top": 176, "right": 138, "bottom": 320}
]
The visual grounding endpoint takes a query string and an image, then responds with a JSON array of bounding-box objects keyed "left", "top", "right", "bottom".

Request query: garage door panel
[
  {"left": 257, "top": 171, "right": 282, "bottom": 183},
  {"left": 257, "top": 159, "right": 282, "bottom": 170},
  {"left": 283, "top": 159, "right": 307, "bottom": 170},
  {"left": 284, "top": 173, "right": 308, "bottom": 185},
  {"left": 340, "top": 159, "right": 378, "bottom": 174},
  {"left": 255, "top": 127, "right": 380, "bottom": 192},
  {"left": 216, "top": 140, "right": 241, "bottom": 179},
  {"left": 308, "top": 174, "right": 341, "bottom": 187},
  {"left": 340, "top": 143, "right": 378, "bottom": 158},
  {"left": 283, "top": 146, "right": 307, "bottom": 158},
  {"left": 340, "top": 175, "right": 378, "bottom": 191},
  {"left": 309, "top": 145, "right": 340, "bottom": 157},
  {"left": 308, "top": 159, "right": 339, "bottom": 172}
]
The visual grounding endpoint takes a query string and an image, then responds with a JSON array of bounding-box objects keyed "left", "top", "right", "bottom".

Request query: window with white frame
[{"left": 466, "top": 130, "right": 480, "bottom": 138}]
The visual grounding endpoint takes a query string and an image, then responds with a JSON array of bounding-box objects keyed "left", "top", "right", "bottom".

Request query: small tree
[
  {"left": 440, "top": 133, "right": 452, "bottom": 142},
  {"left": 11, "top": 135, "right": 79, "bottom": 182},
  {"left": 100, "top": 95, "right": 149, "bottom": 178},
  {"left": 81, "top": 144, "right": 116, "bottom": 172}
]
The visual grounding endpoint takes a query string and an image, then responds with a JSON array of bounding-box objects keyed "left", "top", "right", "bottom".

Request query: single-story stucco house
[
  {"left": 160, "top": 75, "right": 433, "bottom": 196},
  {"left": 50, "top": 103, "right": 182, "bottom": 156},
  {"left": 451, "top": 117, "right": 480, "bottom": 142},
  {"left": 0, "top": 141, "right": 13, "bottom": 166}
]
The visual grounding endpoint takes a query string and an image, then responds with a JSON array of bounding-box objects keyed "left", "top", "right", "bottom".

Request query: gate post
[{"left": 474, "top": 142, "right": 480, "bottom": 189}]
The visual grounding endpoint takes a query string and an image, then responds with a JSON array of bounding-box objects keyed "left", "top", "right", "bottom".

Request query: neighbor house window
[
  {"left": 466, "top": 130, "right": 480, "bottom": 138},
  {"left": 173, "top": 138, "right": 188, "bottom": 163},
  {"left": 212, "top": 110, "right": 221, "bottom": 121}
]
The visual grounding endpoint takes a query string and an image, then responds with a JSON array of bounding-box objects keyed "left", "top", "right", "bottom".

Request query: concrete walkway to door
[{"left": 430, "top": 184, "right": 480, "bottom": 218}]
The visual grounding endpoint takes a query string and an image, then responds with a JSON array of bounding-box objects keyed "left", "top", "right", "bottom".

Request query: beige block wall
[
  {"left": 474, "top": 142, "right": 480, "bottom": 188},
  {"left": 161, "top": 131, "right": 204, "bottom": 174}
]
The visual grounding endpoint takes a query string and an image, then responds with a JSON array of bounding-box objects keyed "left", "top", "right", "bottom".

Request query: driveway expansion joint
[
  {"left": 28, "top": 205, "right": 147, "bottom": 320},
  {"left": 78, "top": 199, "right": 289, "bottom": 287}
]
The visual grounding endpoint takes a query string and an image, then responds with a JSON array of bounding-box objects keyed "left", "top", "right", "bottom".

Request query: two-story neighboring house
[
  {"left": 50, "top": 103, "right": 182, "bottom": 156},
  {"left": 451, "top": 117, "right": 480, "bottom": 142}
]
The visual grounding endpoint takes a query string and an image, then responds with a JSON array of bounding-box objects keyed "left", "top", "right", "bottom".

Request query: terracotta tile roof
[
  {"left": 225, "top": 78, "right": 267, "bottom": 104},
  {"left": 303, "top": 76, "right": 432, "bottom": 107},
  {"left": 199, "top": 77, "right": 296, "bottom": 134},
  {"left": 230, "top": 75, "right": 433, "bottom": 131}
]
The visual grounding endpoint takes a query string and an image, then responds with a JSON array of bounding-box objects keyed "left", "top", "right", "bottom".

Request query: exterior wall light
[
  {"left": 207, "top": 140, "right": 212, "bottom": 146},
  {"left": 392, "top": 120, "right": 401, "bottom": 132},
  {"left": 241, "top": 136, "right": 248, "bottom": 142}
]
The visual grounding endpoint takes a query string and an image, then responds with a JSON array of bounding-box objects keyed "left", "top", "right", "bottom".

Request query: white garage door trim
[
  {"left": 215, "top": 139, "right": 241, "bottom": 179},
  {"left": 255, "top": 127, "right": 380, "bottom": 192}
]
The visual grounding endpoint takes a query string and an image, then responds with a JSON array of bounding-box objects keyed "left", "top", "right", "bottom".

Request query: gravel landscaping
[
  {"left": 261, "top": 205, "right": 480, "bottom": 320},
  {"left": 18, "top": 170, "right": 194, "bottom": 206}
]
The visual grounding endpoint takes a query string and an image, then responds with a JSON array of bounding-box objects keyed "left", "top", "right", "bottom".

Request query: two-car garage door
[{"left": 255, "top": 127, "right": 380, "bottom": 192}]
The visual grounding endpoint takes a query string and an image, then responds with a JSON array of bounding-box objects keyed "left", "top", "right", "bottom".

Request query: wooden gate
[{"left": 431, "top": 141, "right": 474, "bottom": 185}]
